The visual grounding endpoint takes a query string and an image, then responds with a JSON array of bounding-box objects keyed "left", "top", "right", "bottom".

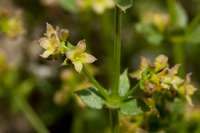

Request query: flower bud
[
  {"left": 60, "top": 29, "right": 69, "bottom": 41},
  {"left": 154, "top": 55, "right": 168, "bottom": 72}
]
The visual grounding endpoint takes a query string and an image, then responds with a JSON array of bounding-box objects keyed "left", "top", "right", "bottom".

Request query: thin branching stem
[
  {"left": 83, "top": 65, "right": 108, "bottom": 99},
  {"left": 16, "top": 97, "right": 49, "bottom": 133}
]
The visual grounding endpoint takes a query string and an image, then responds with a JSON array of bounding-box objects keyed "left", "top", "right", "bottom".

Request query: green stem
[
  {"left": 167, "top": 0, "right": 185, "bottom": 77},
  {"left": 172, "top": 42, "right": 185, "bottom": 77},
  {"left": 109, "top": 109, "right": 119, "bottom": 133},
  {"left": 112, "top": 6, "right": 122, "bottom": 96},
  {"left": 83, "top": 65, "right": 108, "bottom": 99},
  {"left": 109, "top": 6, "right": 122, "bottom": 133},
  {"left": 16, "top": 97, "right": 49, "bottom": 133}
]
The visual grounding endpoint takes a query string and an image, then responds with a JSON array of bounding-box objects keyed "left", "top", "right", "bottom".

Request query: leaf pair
[{"left": 76, "top": 70, "right": 148, "bottom": 116}]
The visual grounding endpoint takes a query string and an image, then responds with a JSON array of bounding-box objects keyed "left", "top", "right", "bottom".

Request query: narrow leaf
[
  {"left": 175, "top": 2, "right": 188, "bottom": 28},
  {"left": 119, "top": 70, "right": 130, "bottom": 96},
  {"left": 76, "top": 87, "right": 104, "bottom": 109}
]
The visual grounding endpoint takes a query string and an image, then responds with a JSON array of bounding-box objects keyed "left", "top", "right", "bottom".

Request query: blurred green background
[{"left": 0, "top": 0, "right": 200, "bottom": 133}]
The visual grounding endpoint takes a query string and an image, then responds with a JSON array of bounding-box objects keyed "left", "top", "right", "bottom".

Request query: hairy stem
[{"left": 16, "top": 97, "right": 49, "bottom": 133}]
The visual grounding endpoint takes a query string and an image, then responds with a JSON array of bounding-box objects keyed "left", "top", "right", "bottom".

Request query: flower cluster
[
  {"left": 38, "top": 23, "right": 97, "bottom": 73},
  {"left": 0, "top": 10, "right": 25, "bottom": 38},
  {"left": 131, "top": 55, "right": 197, "bottom": 106},
  {"left": 77, "top": 0, "right": 114, "bottom": 14},
  {"left": 38, "top": 23, "right": 69, "bottom": 58}
]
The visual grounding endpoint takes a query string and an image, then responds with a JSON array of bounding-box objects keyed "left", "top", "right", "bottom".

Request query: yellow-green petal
[
  {"left": 73, "top": 61, "right": 83, "bottom": 73},
  {"left": 83, "top": 53, "right": 97, "bottom": 63}
]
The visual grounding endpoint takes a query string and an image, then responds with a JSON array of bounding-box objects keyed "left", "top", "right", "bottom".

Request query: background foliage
[{"left": 0, "top": 0, "right": 200, "bottom": 133}]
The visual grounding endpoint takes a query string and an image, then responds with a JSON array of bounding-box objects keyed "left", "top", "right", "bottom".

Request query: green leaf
[
  {"left": 119, "top": 70, "right": 130, "bottom": 97},
  {"left": 168, "top": 0, "right": 188, "bottom": 28},
  {"left": 59, "top": 0, "right": 78, "bottom": 13},
  {"left": 114, "top": 0, "right": 133, "bottom": 12},
  {"left": 174, "top": 2, "right": 188, "bottom": 28},
  {"left": 76, "top": 87, "right": 104, "bottom": 109},
  {"left": 120, "top": 99, "right": 144, "bottom": 116}
]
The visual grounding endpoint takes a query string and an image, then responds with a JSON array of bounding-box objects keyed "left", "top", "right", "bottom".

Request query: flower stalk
[
  {"left": 83, "top": 65, "right": 108, "bottom": 99},
  {"left": 16, "top": 97, "right": 49, "bottom": 133}
]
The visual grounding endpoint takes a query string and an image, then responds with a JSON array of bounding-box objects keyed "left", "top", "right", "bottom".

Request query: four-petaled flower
[
  {"left": 66, "top": 40, "right": 97, "bottom": 73},
  {"left": 38, "top": 23, "right": 69, "bottom": 58}
]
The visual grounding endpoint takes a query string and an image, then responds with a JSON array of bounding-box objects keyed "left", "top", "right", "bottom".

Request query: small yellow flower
[
  {"left": 160, "top": 65, "right": 184, "bottom": 90},
  {"left": 38, "top": 23, "right": 69, "bottom": 58},
  {"left": 154, "top": 55, "right": 168, "bottom": 72},
  {"left": 66, "top": 40, "right": 97, "bottom": 73},
  {"left": 178, "top": 73, "right": 197, "bottom": 106},
  {"left": 130, "top": 56, "right": 152, "bottom": 80}
]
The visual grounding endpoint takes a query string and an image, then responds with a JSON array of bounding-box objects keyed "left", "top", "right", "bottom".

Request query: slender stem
[
  {"left": 172, "top": 42, "right": 185, "bottom": 77},
  {"left": 109, "top": 109, "right": 119, "bottom": 133},
  {"left": 167, "top": 0, "right": 185, "bottom": 77},
  {"left": 83, "top": 65, "right": 108, "bottom": 99},
  {"left": 109, "top": 6, "right": 122, "bottom": 133},
  {"left": 122, "top": 83, "right": 139, "bottom": 101},
  {"left": 112, "top": 6, "right": 122, "bottom": 96},
  {"left": 16, "top": 97, "right": 49, "bottom": 133}
]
